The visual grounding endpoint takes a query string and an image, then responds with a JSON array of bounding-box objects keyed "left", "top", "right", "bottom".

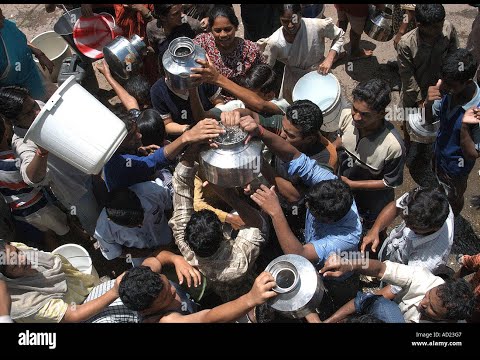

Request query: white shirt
[
  {"left": 214, "top": 98, "right": 290, "bottom": 114},
  {"left": 379, "top": 192, "right": 454, "bottom": 294},
  {"left": 94, "top": 179, "right": 173, "bottom": 260},
  {"left": 381, "top": 261, "right": 445, "bottom": 323}
]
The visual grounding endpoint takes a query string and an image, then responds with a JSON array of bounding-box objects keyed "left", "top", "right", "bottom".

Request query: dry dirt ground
[{"left": 1, "top": 4, "right": 479, "bottom": 280}]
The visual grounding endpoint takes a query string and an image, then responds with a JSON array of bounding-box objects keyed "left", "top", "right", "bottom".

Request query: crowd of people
[{"left": 0, "top": 4, "right": 480, "bottom": 324}]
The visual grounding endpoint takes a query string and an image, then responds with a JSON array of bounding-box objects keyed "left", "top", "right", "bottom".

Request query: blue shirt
[
  {"left": 286, "top": 153, "right": 362, "bottom": 268},
  {"left": 433, "top": 82, "right": 480, "bottom": 177},
  {"left": 103, "top": 148, "right": 170, "bottom": 191}
]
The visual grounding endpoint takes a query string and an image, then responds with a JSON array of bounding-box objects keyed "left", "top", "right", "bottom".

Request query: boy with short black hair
[
  {"left": 94, "top": 179, "right": 173, "bottom": 263},
  {"left": 424, "top": 48, "right": 480, "bottom": 215}
]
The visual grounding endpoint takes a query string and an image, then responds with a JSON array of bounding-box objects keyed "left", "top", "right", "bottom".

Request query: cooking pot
[
  {"left": 265, "top": 254, "right": 325, "bottom": 319},
  {"left": 103, "top": 35, "right": 147, "bottom": 80},
  {"left": 364, "top": 4, "right": 394, "bottom": 42},
  {"left": 162, "top": 37, "right": 207, "bottom": 91},
  {"left": 199, "top": 126, "right": 263, "bottom": 187}
]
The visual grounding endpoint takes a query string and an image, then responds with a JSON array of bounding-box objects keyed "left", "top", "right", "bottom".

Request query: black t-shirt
[{"left": 150, "top": 78, "right": 219, "bottom": 126}]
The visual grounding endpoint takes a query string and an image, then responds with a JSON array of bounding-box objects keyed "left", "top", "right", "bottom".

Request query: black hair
[
  {"left": 415, "top": 4, "right": 446, "bottom": 25},
  {"left": 208, "top": 5, "right": 239, "bottom": 28},
  {"left": 184, "top": 210, "right": 223, "bottom": 258},
  {"left": 105, "top": 188, "right": 144, "bottom": 227},
  {"left": 119, "top": 266, "right": 165, "bottom": 311},
  {"left": 305, "top": 179, "right": 353, "bottom": 222},
  {"left": 153, "top": 4, "right": 175, "bottom": 22},
  {"left": 352, "top": 78, "right": 391, "bottom": 113},
  {"left": 254, "top": 303, "right": 276, "bottom": 323},
  {"left": 400, "top": 188, "right": 450, "bottom": 232},
  {"left": 0, "top": 86, "right": 30, "bottom": 124},
  {"left": 345, "top": 314, "right": 385, "bottom": 323},
  {"left": 437, "top": 279, "right": 475, "bottom": 320},
  {"left": 440, "top": 48, "right": 478, "bottom": 83},
  {"left": 136, "top": 109, "right": 166, "bottom": 146},
  {"left": 286, "top": 100, "right": 323, "bottom": 137},
  {"left": 124, "top": 75, "right": 151, "bottom": 107},
  {"left": 241, "top": 64, "right": 278, "bottom": 95},
  {"left": 278, "top": 4, "right": 302, "bottom": 16}
]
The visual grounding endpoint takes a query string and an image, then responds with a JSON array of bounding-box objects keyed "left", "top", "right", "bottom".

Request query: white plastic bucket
[
  {"left": 292, "top": 71, "right": 343, "bottom": 132},
  {"left": 24, "top": 75, "right": 128, "bottom": 175},
  {"left": 52, "top": 243, "right": 93, "bottom": 275},
  {"left": 31, "top": 31, "right": 72, "bottom": 83},
  {"left": 407, "top": 112, "right": 440, "bottom": 144}
]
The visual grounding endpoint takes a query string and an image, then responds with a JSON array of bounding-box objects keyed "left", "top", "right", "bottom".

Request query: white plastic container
[
  {"left": 52, "top": 243, "right": 94, "bottom": 275},
  {"left": 24, "top": 75, "right": 128, "bottom": 175},
  {"left": 31, "top": 31, "right": 72, "bottom": 83},
  {"left": 292, "top": 71, "right": 344, "bottom": 132}
]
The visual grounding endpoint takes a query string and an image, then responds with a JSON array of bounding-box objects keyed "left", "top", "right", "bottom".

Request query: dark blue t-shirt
[
  {"left": 150, "top": 78, "right": 219, "bottom": 126},
  {"left": 104, "top": 148, "right": 170, "bottom": 192}
]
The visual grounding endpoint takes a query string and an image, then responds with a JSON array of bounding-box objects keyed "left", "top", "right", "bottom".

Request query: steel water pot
[
  {"left": 162, "top": 37, "right": 207, "bottom": 91},
  {"left": 364, "top": 4, "right": 394, "bottom": 42},
  {"left": 103, "top": 35, "right": 147, "bottom": 80},
  {"left": 265, "top": 254, "right": 325, "bottom": 319},
  {"left": 199, "top": 126, "right": 264, "bottom": 188}
]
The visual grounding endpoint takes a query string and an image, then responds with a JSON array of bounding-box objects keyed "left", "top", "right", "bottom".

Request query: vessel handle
[{"left": 45, "top": 93, "right": 62, "bottom": 111}]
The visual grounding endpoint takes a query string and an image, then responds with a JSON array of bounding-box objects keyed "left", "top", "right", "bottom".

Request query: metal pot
[
  {"left": 266, "top": 254, "right": 325, "bottom": 319},
  {"left": 162, "top": 37, "right": 206, "bottom": 91},
  {"left": 103, "top": 35, "right": 147, "bottom": 80},
  {"left": 199, "top": 126, "right": 263, "bottom": 187},
  {"left": 364, "top": 4, "right": 394, "bottom": 42}
]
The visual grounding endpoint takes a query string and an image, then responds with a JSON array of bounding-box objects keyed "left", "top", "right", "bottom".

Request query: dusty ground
[{"left": 1, "top": 4, "right": 480, "bottom": 280}]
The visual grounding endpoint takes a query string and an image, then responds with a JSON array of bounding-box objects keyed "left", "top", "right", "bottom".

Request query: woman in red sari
[{"left": 193, "top": 5, "right": 265, "bottom": 101}]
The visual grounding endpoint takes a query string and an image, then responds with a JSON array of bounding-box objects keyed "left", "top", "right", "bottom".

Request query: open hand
[
  {"left": 360, "top": 229, "right": 381, "bottom": 253},
  {"left": 250, "top": 185, "right": 282, "bottom": 217},
  {"left": 172, "top": 255, "right": 202, "bottom": 288},
  {"left": 190, "top": 54, "right": 220, "bottom": 84},
  {"left": 317, "top": 59, "right": 333, "bottom": 75},
  {"left": 462, "top": 107, "right": 480, "bottom": 125},
  {"left": 246, "top": 271, "right": 277, "bottom": 306}
]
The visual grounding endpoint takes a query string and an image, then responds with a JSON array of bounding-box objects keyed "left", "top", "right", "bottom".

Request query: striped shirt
[
  {"left": 169, "top": 162, "right": 267, "bottom": 302},
  {"left": 0, "top": 150, "right": 46, "bottom": 216}
]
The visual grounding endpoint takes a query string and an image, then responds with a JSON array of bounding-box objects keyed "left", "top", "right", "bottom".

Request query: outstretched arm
[
  {"left": 191, "top": 57, "right": 283, "bottom": 115},
  {"left": 161, "top": 272, "right": 277, "bottom": 323},
  {"left": 96, "top": 60, "right": 139, "bottom": 111},
  {"left": 251, "top": 184, "right": 319, "bottom": 262}
]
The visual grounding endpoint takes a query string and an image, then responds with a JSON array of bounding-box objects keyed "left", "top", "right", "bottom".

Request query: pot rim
[{"left": 168, "top": 37, "right": 195, "bottom": 60}]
